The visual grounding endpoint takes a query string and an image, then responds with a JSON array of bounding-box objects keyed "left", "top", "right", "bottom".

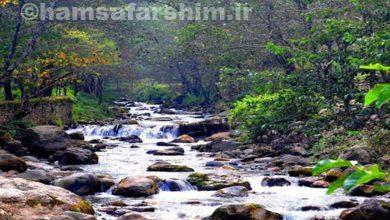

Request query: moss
[
  {"left": 187, "top": 173, "right": 209, "bottom": 188},
  {"left": 69, "top": 200, "right": 94, "bottom": 215}
]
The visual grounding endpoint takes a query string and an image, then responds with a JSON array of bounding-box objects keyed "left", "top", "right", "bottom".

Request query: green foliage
[
  {"left": 71, "top": 92, "right": 112, "bottom": 123},
  {"left": 134, "top": 80, "right": 179, "bottom": 103},
  {"left": 365, "top": 83, "right": 390, "bottom": 108},
  {"left": 229, "top": 90, "right": 323, "bottom": 141},
  {"left": 313, "top": 159, "right": 388, "bottom": 194},
  {"left": 181, "top": 94, "right": 205, "bottom": 106}
]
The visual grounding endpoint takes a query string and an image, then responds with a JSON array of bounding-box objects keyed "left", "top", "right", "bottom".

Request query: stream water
[{"left": 68, "top": 102, "right": 367, "bottom": 220}]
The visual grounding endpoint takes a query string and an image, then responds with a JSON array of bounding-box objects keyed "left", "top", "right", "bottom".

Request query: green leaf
[
  {"left": 376, "top": 85, "right": 390, "bottom": 108},
  {"left": 360, "top": 63, "right": 390, "bottom": 71},
  {"left": 365, "top": 83, "right": 390, "bottom": 108},
  {"left": 312, "top": 159, "right": 354, "bottom": 176},
  {"left": 327, "top": 174, "right": 349, "bottom": 195},
  {"left": 374, "top": 184, "right": 390, "bottom": 193},
  {"left": 343, "top": 165, "right": 385, "bottom": 192}
]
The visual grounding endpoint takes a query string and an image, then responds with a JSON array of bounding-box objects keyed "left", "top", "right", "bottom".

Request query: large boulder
[
  {"left": 193, "top": 140, "right": 240, "bottom": 153},
  {"left": 0, "top": 133, "right": 29, "bottom": 156},
  {"left": 0, "top": 153, "right": 27, "bottom": 172},
  {"left": 16, "top": 169, "right": 54, "bottom": 184},
  {"left": 68, "top": 132, "right": 85, "bottom": 141},
  {"left": 339, "top": 146, "right": 372, "bottom": 164},
  {"left": 147, "top": 161, "right": 194, "bottom": 172},
  {"left": 187, "top": 173, "right": 251, "bottom": 191},
  {"left": 340, "top": 199, "right": 390, "bottom": 220},
  {"left": 0, "top": 177, "right": 94, "bottom": 219},
  {"left": 172, "top": 135, "right": 195, "bottom": 143},
  {"left": 147, "top": 147, "right": 185, "bottom": 156},
  {"left": 177, "top": 119, "right": 229, "bottom": 138},
  {"left": 51, "top": 148, "right": 98, "bottom": 165},
  {"left": 17, "top": 125, "right": 68, "bottom": 155},
  {"left": 53, "top": 173, "right": 102, "bottom": 196},
  {"left": 112, "top": 176, "right": 159, "bottom": 197},
  {"left": 204, "top": 203, "right": 283, "bottom": 220},
  {"left": 212, "top": 186, "right": 249, "bottom": 198}
]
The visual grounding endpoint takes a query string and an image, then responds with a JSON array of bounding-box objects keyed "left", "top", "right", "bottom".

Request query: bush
[{"left": 229, "top": 90, "right": 324, "bottom": 141}]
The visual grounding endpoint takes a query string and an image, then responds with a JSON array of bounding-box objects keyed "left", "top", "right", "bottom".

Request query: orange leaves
[
  {"left": 0, "top": 0, "right": 18, "bottom": 7},
  {"left": 58, "top": 52, "right": 67, "bottom": 60}
]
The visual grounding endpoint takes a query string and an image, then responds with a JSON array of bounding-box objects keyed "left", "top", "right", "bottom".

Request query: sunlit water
[{"left": 68, "top": 102, "right": 368, "bottom": 220}]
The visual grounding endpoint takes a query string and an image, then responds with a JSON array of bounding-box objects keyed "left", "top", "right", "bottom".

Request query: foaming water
[{"left": 67, "top": 102, "right": 371, "bottom": 220}]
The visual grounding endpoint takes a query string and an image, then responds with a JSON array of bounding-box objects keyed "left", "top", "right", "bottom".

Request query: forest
[{"left": 0, "top": 0, "right": 389, "bottom": 220}]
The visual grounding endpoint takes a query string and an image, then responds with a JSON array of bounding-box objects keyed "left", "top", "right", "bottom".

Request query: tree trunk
[{"left": 4, "top": 80, "right": 13, "bottom": 100}]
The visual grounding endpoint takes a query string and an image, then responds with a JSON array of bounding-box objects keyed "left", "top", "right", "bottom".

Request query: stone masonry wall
[{"left": 0, "top": 97, "right": 73, "bottom": 125}]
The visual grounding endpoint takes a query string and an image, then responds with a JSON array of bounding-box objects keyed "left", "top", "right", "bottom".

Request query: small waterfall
[
  {"left": 73, "top": 124, "right": 178, "bottom": 140},
  {"left": 159, "top": 179, "right": 197, "bottom": 192}
]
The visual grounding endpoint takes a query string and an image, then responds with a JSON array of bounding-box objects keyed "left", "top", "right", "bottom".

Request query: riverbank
[{"left": 0, "top": 101, "right": 389, "bottom": 220}]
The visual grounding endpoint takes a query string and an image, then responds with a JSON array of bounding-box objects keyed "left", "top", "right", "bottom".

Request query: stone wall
[{"left": 0, "top": 97, "right": 73, "bottom": 125}]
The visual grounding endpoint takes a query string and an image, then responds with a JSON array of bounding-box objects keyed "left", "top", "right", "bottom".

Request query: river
[{"left": 68, "top": 102, "right": 366, "bottom": 220}]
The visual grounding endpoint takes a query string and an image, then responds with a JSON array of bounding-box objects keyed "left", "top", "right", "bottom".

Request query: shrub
[{"left": 229, "top": 90, "right": 324, "bottom": 141}]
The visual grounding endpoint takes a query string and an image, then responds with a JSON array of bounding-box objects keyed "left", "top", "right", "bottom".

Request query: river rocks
[
  {"left": 147, "top": 161, "right": 194, "bottom": 172},
  {"left": 339, "top": 146, "right": 372, "bottom": 164},
  {"left": 279, "top": 154, "right": 310, "bottom": 166},
  {"left": 117, "top": 212, "right": 150, "bottom": 220},
  {"left": 53, "top": 173, "right": 102, "bottom": 196},
  {"left": 51, "top": 147, "right": 98, "bottom": 165},
  {"left": 0, "top": 153, "right": 27, "bottom": 172},
  {"left": 0, "top": 177, "right": 94, "bottom": 219},
  {"left": 158, "top": 179, "right": 196, "bottom": 191},
  {"left": 212, "top": 186, "right": 249, "bottom": 198},
  {"left": 177, "top": 119, "right": 229, "bottom": 138},
  {"left": 330, "top": 200, "right": 359, "bottom": 209},
  {"left": 288, "top": 166, "right": 313, "bottom": 177},
  {"left": 204, "top": 203, "right": 283, "bottom": 220},
  {"left": 157, "top": 108, "right": 176, "bottom": 115},
  {"left": 100, "top": 177, "right": 116, "bottom": 191},
  {"left": 147, "top": 147, "right": 185, "bottom": 156},
  {"left": 340, "top": 199, "right": 390, "bottom": 220},
  {"left": 17, "top": 125, "right": 68, "bottom": 155},
  {"left": 298, "top": 177, "right": 320, "bottom": 187},
  {"left": 311, "top": 180, "right": 330, "bottom": 188},
  {"left": 120, "top": 135, "right": 143, "bottom": 143},
  {"left": 68, "top": 132, "right": 85, "bottom": 140},
  {"left": 0, "top": 134, "right": 29, "bottom": 156},
  {"left": 206, "top": 161, "right": 224, "bottom": 167},
  {"left": 187, "top": 173, "right": 251, "bottom": 191},
  {"left": 112, "top": 176, "right": 159, "bottom": 197},
  {"left": 16, "top": 169, "right": 54, "bottom": 184},
  {"left": 205, "top": 132, "right": 231, "bottom": 142},
  {"left": 261, "top": 177, "right": 291, "bottom": 187},
  {"left": 156, "top": 142, "right": 178, "bottom": 147},
  {"left": 324, "top": 169, "right": 344, "bottom": 182},
  {"left": 172, "top": 135, "right": 195, "bottom": 143},
  {"left": 299, "top": 206, "right": 325, "bottom": 211},
  {"left": 194, "top": 140, "right": 240, "bottom": 153},
  {"left": 348, "top": 185, "right": 388, "bottom": 197},
  {"left": 50, "top": 211, "right": 96, "bottom": 220}
]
